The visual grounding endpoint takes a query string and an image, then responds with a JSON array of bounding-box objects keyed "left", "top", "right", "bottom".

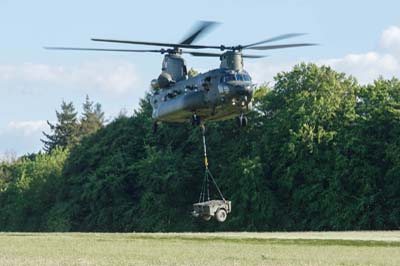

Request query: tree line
[{"left": 0, "top": 63, "right": 399, "bottom": 232}]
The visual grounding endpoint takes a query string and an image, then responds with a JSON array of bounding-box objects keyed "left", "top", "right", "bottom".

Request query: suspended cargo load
[
  {"left": 192, "top": 200, "right": 231, "bottom": 222},
  {"left": 192, "top": 124, "right": 231, "bottom": 222}
]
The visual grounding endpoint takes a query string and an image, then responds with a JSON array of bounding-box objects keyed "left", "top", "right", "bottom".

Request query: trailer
[{"left": 192, "top": 200, "right": 231, "bottom": 222}]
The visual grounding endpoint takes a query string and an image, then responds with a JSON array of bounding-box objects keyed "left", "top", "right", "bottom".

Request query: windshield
[{"left": 221, "top": 73, "right": 251, "bottom": 82}]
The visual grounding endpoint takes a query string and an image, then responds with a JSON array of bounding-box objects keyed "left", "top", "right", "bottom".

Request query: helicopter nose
[
  {"left": 218, "top": 83, "right": 253, "bottom": 98},
  {"left": 226, "top": 84, "right": 253, "bottom": 98},
  {"left": 219, "top": 84, "right": 253, "bottom": 106},
  {"left": 229, "top": 85, "right": 246, "bottom": 96}
]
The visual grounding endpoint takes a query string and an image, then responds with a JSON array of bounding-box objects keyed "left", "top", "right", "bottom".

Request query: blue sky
[{"left": 1, "top": 0, "right": 400, "bottom": 156}]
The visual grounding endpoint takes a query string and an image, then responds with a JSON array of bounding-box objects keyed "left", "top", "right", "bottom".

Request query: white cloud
[
  {"left": 0, "top": 60, "right": 141, "bottom": 95},
  {"left": 322, "top": 26, "right": 400, "bottom": 83},
  {"left": 246, "top": 25, "right": 400, "bottom": 85},
  {"left": 319, "top": 52, "right": 400, "bottom": 84},
  {"left": 6, "top": 120, "right": 48, "bottom": 137},
  {"left": 0, "top": 120, "right": 49, "bottom": 155},
  {"left": 380, "top": 25, "right": 400, "bottom": 57}
]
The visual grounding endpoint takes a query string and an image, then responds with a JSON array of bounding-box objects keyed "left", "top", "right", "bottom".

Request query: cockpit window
[
  {"left": 226, "top": 74, "right": 235, "bottom": 82},
  {"left": 222, "top": 73, "right": 251, "bottom": 82},
  {"left": 243, "top": 74, "right": 251, "bottom": 81}
]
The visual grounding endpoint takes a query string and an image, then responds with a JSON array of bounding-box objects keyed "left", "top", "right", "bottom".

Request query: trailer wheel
[
  {"left": 202, "top": 215, "right": 211, "bottom": 221},
  {"left": 215, "top": 208, "right": 227, "bottom": 222}
]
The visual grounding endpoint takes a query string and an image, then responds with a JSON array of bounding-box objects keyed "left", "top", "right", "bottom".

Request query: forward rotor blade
[
  {"left": 180, "top": 21, "right": 219, "bottom": 45},
  {"left": 186, "top": 51, "right": 266, "bottom": 58},
  {"left": 44, "top": 47, "right": 163, "bottom": 53},
  {"left": 246, "top": 43, "right": 318, "bottom": 50},
  {"left": 243, "top": 33, "right": 307, "bottom": 49},
  {"left": 91, "top": 38, "right": 221, "bottom": 49}
]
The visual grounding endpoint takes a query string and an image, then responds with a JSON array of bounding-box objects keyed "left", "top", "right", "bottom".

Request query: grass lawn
[{"left": 0, "top": 231, "right": 399, "bottom": 266}]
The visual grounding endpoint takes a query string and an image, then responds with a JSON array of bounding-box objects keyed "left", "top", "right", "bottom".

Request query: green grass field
[{"left": 0, "top": 232, "right": 399, "bottom": 266}]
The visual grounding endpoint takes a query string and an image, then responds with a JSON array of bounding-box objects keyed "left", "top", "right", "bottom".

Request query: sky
[{"left": 1, "top": 0, "right": 400, "bottom": 156}]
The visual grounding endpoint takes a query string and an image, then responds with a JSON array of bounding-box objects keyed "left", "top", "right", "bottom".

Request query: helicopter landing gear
[
  {"left": 153, "top": 121, "right": 159, "bottom": 133},
  {"left": 237, "top": 113, "right": 248, "bottom": 127},
  {"left": 191, "top": 113, "right": 201, "bottom": 127}
]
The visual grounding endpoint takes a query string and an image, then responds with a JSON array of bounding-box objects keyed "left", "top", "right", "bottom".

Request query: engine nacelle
[{"left": 157, "top": 71, "right": 175, "bottom": 88}]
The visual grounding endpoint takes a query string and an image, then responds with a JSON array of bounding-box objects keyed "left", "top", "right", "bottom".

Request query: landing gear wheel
[
  {"left": 215, "top": 208, "right": 227, "bottom": 223},
  {"left": 236, "top": 114, "right": 248, "bottom": 127},
  {"left": 201, "top": 215, "right": 212, "bottom": 221},
  {"left": 191, "top": 113, "right": 201, "bottom": 127},
  {"left": 236, "top": 116, "right": 242, "bottom": 127},
  {"left": 153, "top": 122, "right": 158, "bottom": 133}
]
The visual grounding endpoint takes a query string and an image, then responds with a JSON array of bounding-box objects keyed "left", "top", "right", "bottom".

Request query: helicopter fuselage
[{"left": 150, "top": 67, "right": 254, "bottom": 123}]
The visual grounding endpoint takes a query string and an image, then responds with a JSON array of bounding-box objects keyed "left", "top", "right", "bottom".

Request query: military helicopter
[{"left": 45, "top": 21, "right": 316, "bottom": 130}]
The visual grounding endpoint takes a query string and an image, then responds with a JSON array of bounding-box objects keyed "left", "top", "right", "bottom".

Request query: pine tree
[
  {"left": 41, "top": 101, "right": 79, "bottom": 153},
  {"left": 80, "top": 95, "right": 105, "bottom": 137}
]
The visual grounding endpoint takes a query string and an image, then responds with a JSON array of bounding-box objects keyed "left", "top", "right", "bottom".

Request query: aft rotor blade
[
  {"left": 247, "top": 43, "right": 318, "bottom": 50},
  {"left": 44, "top": 47, "right": 163, "bottom": 53},
  {"left": 180, "top": 21, "right": 219, "bottom": 45},
  {"left": 91, "top": 38, "right": 221, "bottom": 49},
  {"left": 243, "top": 54, "right": 268, "bottom": 58},
  {"left": 243, "top": 33, "right": 307, "bottom": 49},
  {"left": 187, "top": 51, "right": 266, "bottom": 58}
]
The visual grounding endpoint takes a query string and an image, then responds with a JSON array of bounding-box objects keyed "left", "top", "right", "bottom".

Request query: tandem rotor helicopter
[
  {"left": 46, "top": 21, "right": 316, "bottom": 222},
  {"left": 46, "top": 21, "right": 316, "bottom": 131}
]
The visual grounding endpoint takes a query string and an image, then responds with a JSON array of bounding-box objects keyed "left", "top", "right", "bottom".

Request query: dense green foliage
[
  {"left": 1, "top": 63, "right": 399, "bottom": 231},
  {"left": 0, "top": 148, "right": 68, "bottom": 231}
]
